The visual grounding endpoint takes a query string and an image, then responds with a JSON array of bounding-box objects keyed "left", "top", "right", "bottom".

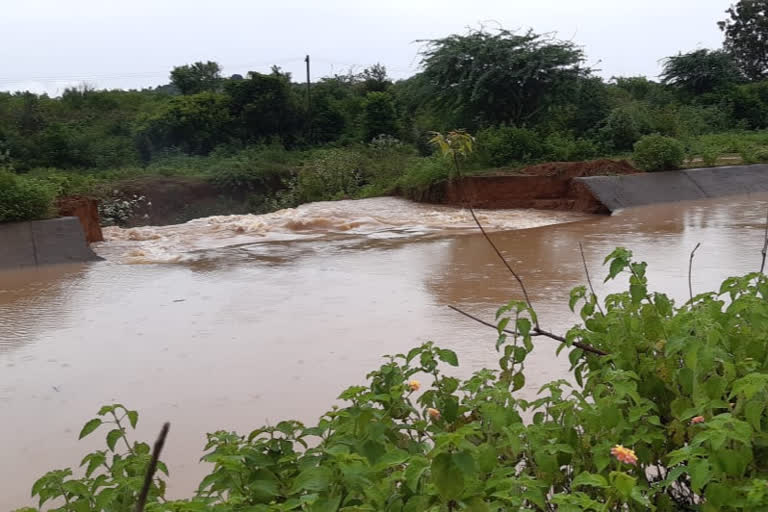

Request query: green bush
[
  {"left": 19, "top": 250, "right": 768, "bottom": 511},
  {"left": 475, "top": 125, "right": 546, "bottom": 167},
  {"left": 293, "top": 148, "right": 363, "bottom": 202},
  {"left": 632, "top": 134, "right": 686, "bottom": 171},
  {"left": 739, "top": 143, "right": 760, "bottom": 164},
  {"left": 699, "top": 144, "right": 721, "bottom": 167},
  {"left": 755, "top": 147, "right": 768, "bottom": 163},
  {"left": 26, "top": 169, "right": 99, "bottom": 197},
  {"left": 599, "top": 105, "right": 651, "bottom": 151},
  {"left": 543, "top": 133, "right": 599, "bottom": 161},
  {"left": 395, "top": 156, "right": 451, "bottom": 198},
  {"left": 0, "top": 169, "right": 57, "bottom": 222}
]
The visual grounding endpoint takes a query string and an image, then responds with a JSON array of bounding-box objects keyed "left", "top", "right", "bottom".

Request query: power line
[{"left": 0, "top": 57, "right": 309, "bottom": 85}]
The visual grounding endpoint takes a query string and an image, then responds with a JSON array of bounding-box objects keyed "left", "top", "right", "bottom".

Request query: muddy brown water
[{"left": 2, "top": 195, "right": 768, "bottom": 508}]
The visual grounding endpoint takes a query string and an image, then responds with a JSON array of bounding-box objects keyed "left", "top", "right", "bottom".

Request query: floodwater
[{"left": 2, "top": 195, "right": 768, "bottom": 508}]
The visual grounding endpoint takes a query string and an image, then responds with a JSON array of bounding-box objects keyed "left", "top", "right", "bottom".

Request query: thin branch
[
  {"left": 688, "top": 242, "right": 701, "bottom": 302},
  {"left": 467, "top": 207, "right": 538, "bottom": 327},
  {"left": 761, "top": 207, "right": 768, "bottom": 274},
  {"left": 135, "top": 422, "right": 170, "bottom": 512},
  {"left": 579, "top": 242, "right": 604, "bottom": 316},
  {"left": 448, "top": 304, "right": 607, "bottom": 356},
  {"left": 449, "top": 304, "right": 542, "bottom": 337}
]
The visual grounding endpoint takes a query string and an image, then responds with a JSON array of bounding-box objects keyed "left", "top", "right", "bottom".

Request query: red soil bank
[
  {"left": 57, "top": 197, "right": 103, "bottom": 243},
  {"left": 415, "top": 159, "right": 642, "bottom": 213}
]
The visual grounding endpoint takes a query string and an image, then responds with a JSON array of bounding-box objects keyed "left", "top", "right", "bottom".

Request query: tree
[
  {"left": 419, "top": 27, "right": 589, "bottom": 128},
  {"left": 661, "top": 49, "right": 744, "bottom": 94},
  {"left": 359, "top": 63, "right": 391, "bottom": 93},
  {"left": 170, "top": 61, "right": 223, "bottom": 95},
  {"left": 361, "top": 92, "right": 398, "bottom": 141},
  {"left": 719, "top": 0, "right": 768, "bottom": 80},
  {"left": 136, "top": 92, "right": 232, "bottom": 155},
  {"left": 224, "top": 72, "right": 299, "bottom": 142}
]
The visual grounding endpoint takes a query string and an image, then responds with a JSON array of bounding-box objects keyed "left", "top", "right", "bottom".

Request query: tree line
[{"left": 2, "top": 0, "right": 768, "bottom": 173}]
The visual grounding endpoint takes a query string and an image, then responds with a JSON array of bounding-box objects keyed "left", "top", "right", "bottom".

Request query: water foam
[{"left": 95, "top": 197, "right": 589, "bottom": 264}]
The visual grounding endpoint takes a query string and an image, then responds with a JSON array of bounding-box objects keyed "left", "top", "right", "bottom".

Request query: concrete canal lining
[
  {"left": 0, "top": 216, "right": 102, "bottom": 269},
  {"left": 576, "top": 164, "right": 768, "bottom": 212}
]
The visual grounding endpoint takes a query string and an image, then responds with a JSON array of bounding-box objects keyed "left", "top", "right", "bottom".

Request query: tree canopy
[
  {"left": 719, "top": 0, "right": 768, "bottom": 80},
  {"left": 170, "top": 61, "right": 223, "bottom": 95},
  {"left": 661, "top": 49, "right": 744, "bottom": 95},
  {"left": 419, "top": 28, "right": 589, "bottom": 128}
]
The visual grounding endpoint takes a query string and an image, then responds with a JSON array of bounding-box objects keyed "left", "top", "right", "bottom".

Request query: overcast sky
[{"left": 0, "top": 0, "right": 733, "bottom": 95}]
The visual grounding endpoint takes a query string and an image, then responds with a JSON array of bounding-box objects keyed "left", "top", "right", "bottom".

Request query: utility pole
[{"left": 305, "top": 54, "right": 312, "bottom": 142}]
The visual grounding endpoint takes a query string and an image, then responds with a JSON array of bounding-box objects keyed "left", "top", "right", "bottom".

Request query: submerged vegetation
[
  {"left": 5, "top": 2, "right": 768, "bottom": 221},
  {"left": 16, "top": 249, "right": 768, "bottom": 511}
]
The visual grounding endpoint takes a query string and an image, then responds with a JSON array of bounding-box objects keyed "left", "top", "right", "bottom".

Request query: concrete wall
[
  {"left": 576, "top": 164, "right": 768, "bottom": 212},
  {"left": 0, "top": 217, "right": 102, "bottom": 269}
]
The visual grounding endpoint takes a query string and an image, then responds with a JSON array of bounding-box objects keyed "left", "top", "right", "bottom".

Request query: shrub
[
  {"left": 699, "top": 144, "right": 721, "bottom": 167},
  {"left": 738, "top": 143, "right": 760, "bottom": 164},
  {"left": 0, "top": 169, "right": 57, "bottom": 222},
  {"left": 755, "top": 147, "right": 768, "bottom": 163},
  {"left": 395, "top": 156, "right": 451, "bottom": 199},
  {"left": 543, "top": 133, "right": 599, "bottom": 162},
  {"left": 475, "top": 125, "right": 546, "bottom": 167},
  {"left": 27, "top": 169, "right": 99, "bottom": 197},
  {"left": 19, "top": 250, "right": 768, "bottom": 511},
  {"left": 293, "top": 148, "right": 363, "bottom": 202},
  {"left": 632, "top": 134, "right": 686, "bottom": 171},
  {"left": 599, "top": 105, "right": 650, "bottom": 151}
]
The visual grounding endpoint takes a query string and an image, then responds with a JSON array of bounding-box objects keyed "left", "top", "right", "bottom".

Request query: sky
[{"left": 0, "top": 0, "right": 733, "bottom": 96}]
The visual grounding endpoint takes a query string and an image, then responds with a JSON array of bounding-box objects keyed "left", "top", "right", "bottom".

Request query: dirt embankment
[
  {"left": 57, "top": 197, "right": 103, "bottom": 243},
  {"left": 413, "top": 159, "right": 642, "bottom": 213},
  {"left": 106, "top": 177, "right": 252, "bottom": 227}
]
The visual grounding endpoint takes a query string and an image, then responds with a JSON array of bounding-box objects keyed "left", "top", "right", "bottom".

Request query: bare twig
[
  {"left": 135, "top": 422, "right": 170, "bottom": 512},
  {"left": 688, "top": 242, "right": 701, "bottom": 302},
  {"left": 761, "top": 208, "right": 768, "bottom": 274},
  {"left": 448, "top": 304, "right": 607, "bottom": 356},
  {"left": 579, "top": 242, "right": 604, "bottom": 316},
  {"left": 467, "top": 207, "right": 537, "bottom": 326}
]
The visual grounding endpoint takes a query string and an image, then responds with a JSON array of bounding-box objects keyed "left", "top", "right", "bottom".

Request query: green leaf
[
  {"left": 156, "top": 461, "right": 169, "bottom": 477},
  {"left": 61, "top": 480, "right": 90, "bottom": 497},
  {"left": 437, "top": 349, "right": 459, "bottom": 367},
  {"left": 706, "top": 482, "right": 735, "bottom": 508},
  {"left": 630, "top": 486, "right": 651, "bottom": 508},
  {"left": 431, "top": 452, "right": 464, "bottom": 502},
  {"left": 689, "top": 459, "right": 712, "bottom": 492},
  {"left": 126, "top": 410, "right": 139, "bottom": 429},
  {"left": 512, "top": 372, "right": 525, "bottom": 392},
  {"left": 452, "top": 450, "right": 476, "bottom": 476},
  {"left": 517, "top": 317, "right": 531, "bottom": 337},
  {"left": 376, "top": 449, "right": 409, "bottom": 468},
  {"left": 406, "top": 347, "right": 421, "bottom": 363},
  {"left": 572, "top": 472, "right": 609, "bottom": 489},
  {"left": 745, "top": 399, "right": 765, "bottom": 430},
  {"left": 609, "top": 471, "right": 636, "bottom": 498},
  {"left": 569, "top": 286, "right": 587, "bottom": 312},
  {"left": 405, "top": 457, "right": 430, "bottom": 492},
  {"left": 404, "top": 495, "right": 432, "bottom": 512},
  {"left": 97, "top": 405, "right": 115, "bottom": 416},
  {"left": 106, "top": 429, "right": 123, "bottom": 452},
  {"left": 465, "top": 497, "right": 490, "bottom": 512},
  {"left": 78, "top": 419, "right": 102, "bottom": 440},
  {"left": 290, "top": 466, "right": 333, "bottom": 493},
  {"left": 250, "top": 469, "right": 280, "bottom": 499},
  {"left": 476, "top": 444, "right": 497, "bottom": 473}
]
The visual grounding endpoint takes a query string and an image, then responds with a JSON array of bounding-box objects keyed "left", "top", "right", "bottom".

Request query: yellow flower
[
  {"left": 610, "top": 444, "right": 638, "bottom": 465},
  {"left": 691, "top": 416, "right": 705, "bottom": 425},
  {"left": 408, "top": 380, "right": 421, "bottom": 392},
  {"left": 427, "top": 408, "right": 441, "bottom": 420}
]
